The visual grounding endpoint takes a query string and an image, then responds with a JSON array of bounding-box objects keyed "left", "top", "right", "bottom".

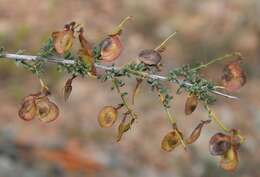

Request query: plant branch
[{"left": 0, "top": 53, "right": 238, "bottom": 100}]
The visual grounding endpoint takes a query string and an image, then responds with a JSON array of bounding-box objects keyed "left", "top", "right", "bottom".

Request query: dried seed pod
[
  {"left": 36, "top": 97, "right": 59, "bottom": 123},
  {"left": 186, "top": 120, "right": 211, "bottom": 144},
  {"left": 100, "top": 35, "right": 122, "bottom": 62},
  {"left": 63, "top": 76, "right": 76, "bottom": 102},
  {"left": 52, "top": 25, "right": 74, "bottom": 55},
  {"left": 220, "top": 145, "right": 239, "bottom": 171},
  {"left": 209, "top": 133, "right": 231, "bottom": 156},
  {"left": 221, "top": 59, "right": 246, "bottom": 92},
  {"left": 184, "top": 94, "right": 198, "bottom": 115},
  {"left": 116, "top": 122, "right": 131, "bottom": 142},
  {"left": 78, "top": 28, "right": 92, "bottom": 56},
  {"left": 98, "top": 106, "right": 118, "bottom": 128},
  {"left": 161, "top": 130, "right": 183, "bottom": 152},
  {"left": 138, "top": 49, "right": 162, "bottom": 66},
  {"left": 18, "top": 96, "right": 37, "bottom": 121}
]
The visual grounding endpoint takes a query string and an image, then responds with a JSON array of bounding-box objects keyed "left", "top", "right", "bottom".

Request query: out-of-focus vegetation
[{"left": 0, "top": 0, "right": 259, "bottom": 177}]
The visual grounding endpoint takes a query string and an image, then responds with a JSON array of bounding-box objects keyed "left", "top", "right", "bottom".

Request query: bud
[
  {"left": 98, "top": 106, "right": 118, "bottom": 128},
  {"left": 184, "top": 94, "right": 198, "bottom": 115},
  {"left": 100, "top": 35, "right": 123, "bottom": 62},
  {"left": 138, "top": 49, "right": 162, "bottom": 66}
]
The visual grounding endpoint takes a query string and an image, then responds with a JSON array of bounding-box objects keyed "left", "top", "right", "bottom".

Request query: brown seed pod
[
  {"left": 18, "top": 96, "right": 37, "bottom": 121},
  {"left": 186, "top": 120, "right": 211, "bottom": 144},
  {"left": 52, "top": 29, "right": 74, "bottom": 55},
  {"left": 138, "top": 49, "right": 162, "bottom": 66},
  {"left": 98, "top": 106, "right": 118, "bottom": 128},
  {"left": 63, "top": 76, "right": 76, "bottom": 102},
  {"left": 209, "top": 133, "right": 231, "bottom": 156},
  {"left": 221, "top": 59, "right": 246, "bottom": 92},
  {"left": 116, "top": 122, "right": 131, "bottom": 142},
  {"left": 35, "top": 97, "right": 59, "bottom": 123},
  {"left": 220, "top": 145, "right": 239, "bottom": 171},
  {"left": 184, "top": 94, "right": 198, "bottom": 115},
  {"left": 100, "top": 35, "right": 123, "bottom": 62},
  {"left": 161, "top": 130, "right": 183, "bottom": 152}
]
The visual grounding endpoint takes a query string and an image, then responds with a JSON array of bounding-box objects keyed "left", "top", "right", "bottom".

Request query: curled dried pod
[
  {"left": 18, "top": 96, "right": 37, "bottom": 121},
  {"left": 184, "top": 94, "right": 198, "bottom": 115},
  {"left": 220, "top": 145, "right": 239, "bottom": 171},
  {"left": 161, "top": 130, "right": 183, "bottom": 152},
  {"left": 221, "top": 59, "right": 246, "bottom": 92},
  {"left": 100, "top": 35, "right": 123, "bottom": 62},
  {"left": 52, "top": 24, "right": 74, "bottom": 55},
  {"left": 209, "top": 133, "right": 231, "bottom": 156},
  {"left": 186, "top": 120, "right": 211, "bottom": 144},
  {"left": 138, "top": 49, "right": 162, "bottom": 66},
  {"left": 35, "top": 97, "right": 59, "bottom": 123},
  {"left": 98, "top": 106, "right": 118, "bottom": 128}
]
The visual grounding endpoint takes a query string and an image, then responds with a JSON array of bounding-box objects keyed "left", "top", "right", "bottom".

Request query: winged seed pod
[
  {"left": 184, "top": 94, "right": 198, "bottom": 115},
  {"left": 35, "top": 96, "right": 59, "bottom": 123},
  {"left": 18, "top": 95, "right": 37, "bottom": 121},
  {"left": 161, "top": 129, "right": 183, "bottom": 152},
  {"left": 221, "top": 59, "right": 246, "bottom": 92},
  {"left": 186, "top": 120, "right": 211, "bottom": 144},
  {"left": 98, "top": 106, "right": 118, "bottom": 128},
  {"left": 209, "top": 133, "right": 231, "bottom": 156},
  {"left": 52, "top": 23, "right": 75, "bottom": 55},
  {"left": 100, "top": 35, "right": 123, "bottom": 62}
]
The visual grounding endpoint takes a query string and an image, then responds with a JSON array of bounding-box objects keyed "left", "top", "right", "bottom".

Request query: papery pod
[
  {"left": 38, "top": 101, "right": 59, "bottom": 123},
  {"left": 78, "top": 28, "right": 93, "bottom": 56},
  {"left": 100, "top": 35, "right": 123, "bottom": 62},
  {"left": 220, "top": 145, "right": 239, "bottom": 171},
  {"left": 131, "top": 78, "right": 143, "bottom": 105},
  {"left": 185, "top": 94, "right": 198, "bottom": 115},
  {"left": 209, "top": 133, "right": 231, "bottom": 156},
  {"left": 52, "top": 25, "right": 74, "bottom": 55},
  {"left": 116, "top": 122, "right": 131, "bottom": 142},
  {"left": 186, "top": 120, "right": 211, "bottom": 144},
  {"left": 221, "top": 59, "right": 246, "bottom": 92},
  {"left": 98, "top": 106, "right": 118, "bottom": 128},
  {"left": 161, "top": 130, "right": 183, "bottom": 152},
  {"left": 36, "top": 97, "right": 59, "bottom": 123},
  {"left": 18, "top": 96, "right": 37, "bottom": 121},
  {"left": 138, "top": 49, "right": 162, "bottom": 66},
  {"left": 63, "top": 76, "right": 76, "bottom": 102}
]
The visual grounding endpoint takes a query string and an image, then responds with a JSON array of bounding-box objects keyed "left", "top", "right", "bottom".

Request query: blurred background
[{"left": 0, "top": 0, "right": 259, "bottom": 177}]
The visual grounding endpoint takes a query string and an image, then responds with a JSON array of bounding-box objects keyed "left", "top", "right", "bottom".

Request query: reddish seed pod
[
  {"left": 138, "top": 49, "right": 162, "bottom": 66},
  {"left": 98, "top": 106, "right": 118, "bottom": 128},
  {"left": 184, "top": 94, "right": 198, "bottom": 115},
  {"left": 18, "top": 96, "right": 37, "bottom": 121},
  {"left": 100, "top": 35, "right": 123, "bottom": 62},
  {"left": 221, "top": 59, "right": 246, "bottom": 92},
  {"left": 209, "top": 133, "right": 231, "bottom": 156},
  {"left": 52, "top": 26, "right": 74, "bottom": 55}
]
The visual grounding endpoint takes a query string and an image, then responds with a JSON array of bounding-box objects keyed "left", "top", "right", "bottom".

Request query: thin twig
[{"left": 0, "top": 53, "right": 239, "bottom": 100}]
